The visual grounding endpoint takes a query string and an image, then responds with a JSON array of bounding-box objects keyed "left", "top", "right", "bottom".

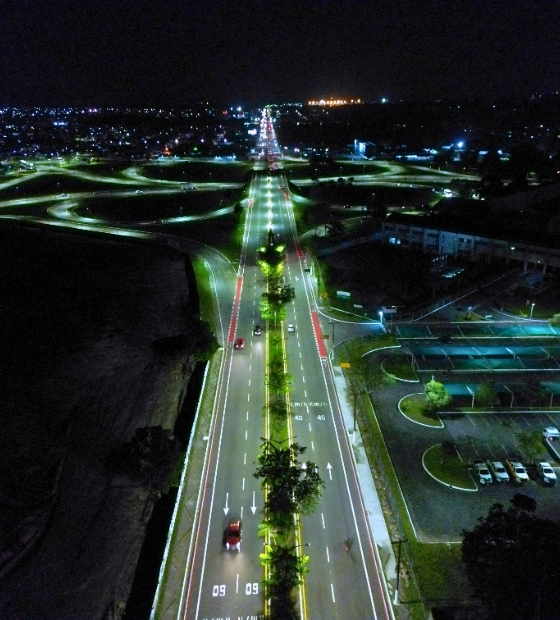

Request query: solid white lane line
[{"left": 236, "top": 573, "right": 239, "bottom": 593}]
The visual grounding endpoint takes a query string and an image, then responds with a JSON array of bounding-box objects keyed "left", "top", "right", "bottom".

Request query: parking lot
[
  {"left": 395, "top": 322, "right": 560, "bottom": 339},
  {"left": 443, "top": 410, "right": 560, "bottom": 464},
  {"left": 406, "top": 342, "right": 560, "bottom": 371},
  {"left": 382, "top": 319, "right": 560, "bottom": 539}
]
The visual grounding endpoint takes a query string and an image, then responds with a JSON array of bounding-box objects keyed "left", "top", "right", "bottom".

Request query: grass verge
[
  {"left": 344, "top": 340, "right": 472, "bottom": 612},
  {"left": 400, "top": 394, "right": 443, "bottom": 427},
  {"left": 336, "top": 334, "right": 399, "bottom": 363},
  {"left": 422, "top": 444, "right": 476, "bottom": 490},
  {"left": 383, "top": 355, "right": 418, "bottom": 381},
  {"left": 192, "top": 256, "right": 216, "bottom": 336}
]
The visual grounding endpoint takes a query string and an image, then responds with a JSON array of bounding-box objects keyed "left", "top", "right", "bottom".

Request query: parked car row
[{"left": 472, "top": 458, "right": 557, "bottom": 486}]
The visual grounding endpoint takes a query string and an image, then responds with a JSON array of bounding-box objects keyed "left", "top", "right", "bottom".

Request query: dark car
[
  {"left": 225, "top": 520, "right": 242, "bottom": 551},
  {"left": 439, "top": 335, "right": 452, "bottom": 345},
  {"left": 253, "top": 325, "right": 262, "bottom": 336}
]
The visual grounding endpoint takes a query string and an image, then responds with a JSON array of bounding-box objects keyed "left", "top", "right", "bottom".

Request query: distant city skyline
[{"left": 1, "top": 0, "right": 559, "bottom": 107}]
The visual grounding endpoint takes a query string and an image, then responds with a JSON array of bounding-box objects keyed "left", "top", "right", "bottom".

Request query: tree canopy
[
  {"left": 254, "top": 439, "right": 324, "bottom": 519},
  {"left": 425, "top": 378, "right": 452, "bottom": 410},
  {"left": 461, "top": 494, "right": 560, "bottom": 620},
  {"left": 475, "top": 380, "right": 498, "bottom": 408}
]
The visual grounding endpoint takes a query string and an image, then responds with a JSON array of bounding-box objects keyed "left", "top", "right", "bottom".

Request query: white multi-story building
[{"left": 381, "top": 219, "right": 560, "bottom": 272}]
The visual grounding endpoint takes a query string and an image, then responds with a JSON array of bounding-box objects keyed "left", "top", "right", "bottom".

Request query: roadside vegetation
[
  {"left": 422, "top": 443, "right": 476, "bottom": 489},
  {"left": 399, "top": 394, "right": 443, "bottom": 427},
  {"left": 382, "top": 354, "right": 418, "bottom": 381},
  {"left": 462, "top": 495, "right": 560, "bottom": 620},
  {"left": 192, "top": 256, "right": 216, "bottom": 336},
  {"left": 337, "top": 334, "right": 470, "bottom": 615}
]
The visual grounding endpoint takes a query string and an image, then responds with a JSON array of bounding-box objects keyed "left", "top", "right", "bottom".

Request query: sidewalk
[{"left": 331, "top": 364, "right": 403, "bottom": 616}]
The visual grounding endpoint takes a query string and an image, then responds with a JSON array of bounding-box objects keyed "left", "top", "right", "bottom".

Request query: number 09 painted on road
[{"left": 212, "top": 583, "right": 258, "bottom": 596}]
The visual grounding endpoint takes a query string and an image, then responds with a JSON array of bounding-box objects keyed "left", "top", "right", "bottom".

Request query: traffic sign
[{"left": 340, "top": 362, "right": 351, "bottom": 369}]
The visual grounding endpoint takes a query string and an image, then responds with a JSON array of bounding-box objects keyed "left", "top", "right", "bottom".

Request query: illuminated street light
[{"left": 530, "top": 302, "right": 535, "bottom": 320}]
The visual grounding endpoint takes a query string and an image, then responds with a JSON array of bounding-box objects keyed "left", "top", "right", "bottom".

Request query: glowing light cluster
[{"left": 307, "top": 98, "right": 362, "bottom": 106}]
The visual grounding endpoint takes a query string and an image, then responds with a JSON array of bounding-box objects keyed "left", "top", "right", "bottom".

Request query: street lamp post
[
  {"left": 329, "top": 321, "right": 335, "bottom": 345},
  {"left": 378, "top": 310, "right": 384, "bottom": 328},
  {"left": 530, "top": 302, "right": 535, "bottom": 320}
]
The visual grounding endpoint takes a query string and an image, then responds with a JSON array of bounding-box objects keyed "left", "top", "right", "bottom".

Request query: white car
[
  {"left": 287, "top": 324, "right": 295, "bottom": 332},
  {"left": 543, "top": 427, "right": 560, "bottom": 440},
  {"left": 472, "top": 459, "right": 492, "bottom": 485},
  {"left": 536, "top": 461, "right": 557, "bottom": 485},
  {"left": 505, "top": 459, "right": 529, "bottom": 483},
  {"left": 487, "top": 461, "right": 510, "bottom": 482}
]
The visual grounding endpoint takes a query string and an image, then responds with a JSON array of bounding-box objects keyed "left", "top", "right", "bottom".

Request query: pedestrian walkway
[{"left": 331, "top": 364, "right": 404, "bottom": 614}]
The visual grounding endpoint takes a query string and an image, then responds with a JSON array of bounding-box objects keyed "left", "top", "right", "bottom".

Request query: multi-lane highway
[{"left": 183, "top": 113, "right": 392, "bottom": 620}]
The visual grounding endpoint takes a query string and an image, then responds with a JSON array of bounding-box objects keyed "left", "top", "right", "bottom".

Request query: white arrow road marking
[
  {"left": 251, "top": 491, "right": 257, "bottom": 514},
  {"left": 224, "top": 492, "right": 229, "bottom": 515},
  {"left": 326, "top": 463, "right": 333, "bottom": 480}
]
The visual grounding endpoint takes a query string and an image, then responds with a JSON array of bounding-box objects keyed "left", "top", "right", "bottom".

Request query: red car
[
  {"left": 225, "top": 520, "right": 242, "bottom": 551},
  {"left": 234, "top": 338, "right": 244, "bottom": 349}
]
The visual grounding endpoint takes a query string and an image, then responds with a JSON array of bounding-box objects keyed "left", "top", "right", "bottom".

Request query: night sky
[{"left": 2, "top": 0, "right": 559, "bottom": 106}]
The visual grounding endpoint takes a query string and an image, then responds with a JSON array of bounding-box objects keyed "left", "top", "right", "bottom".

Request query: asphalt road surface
[{"left": 183, "top": 114, "right": 392, "bottom": 620}]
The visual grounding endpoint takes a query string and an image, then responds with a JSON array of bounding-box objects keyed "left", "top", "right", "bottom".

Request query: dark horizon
[{"left": 1, "top": 0, "right": 559, "bottom": 107}]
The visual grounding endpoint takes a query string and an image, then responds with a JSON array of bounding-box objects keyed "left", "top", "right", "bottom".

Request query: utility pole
[
  {"left": 329, "top": 321, "right": 335, "bottom": 345},
  {"left": 391, "top": 538, "right": 408, "bottom": 604},
  {"left": 349, "top": 389, "right": 360, "bottom": 433}
]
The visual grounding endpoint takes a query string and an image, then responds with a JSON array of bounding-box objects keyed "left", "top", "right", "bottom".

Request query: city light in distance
[{"left": 307, "top": 98, "right": 362, "bottom": 106}]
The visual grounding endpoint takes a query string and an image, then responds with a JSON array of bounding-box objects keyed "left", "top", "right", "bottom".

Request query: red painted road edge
[{"left": 310, "top": 310, "right": 327, "bottom": 358}]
